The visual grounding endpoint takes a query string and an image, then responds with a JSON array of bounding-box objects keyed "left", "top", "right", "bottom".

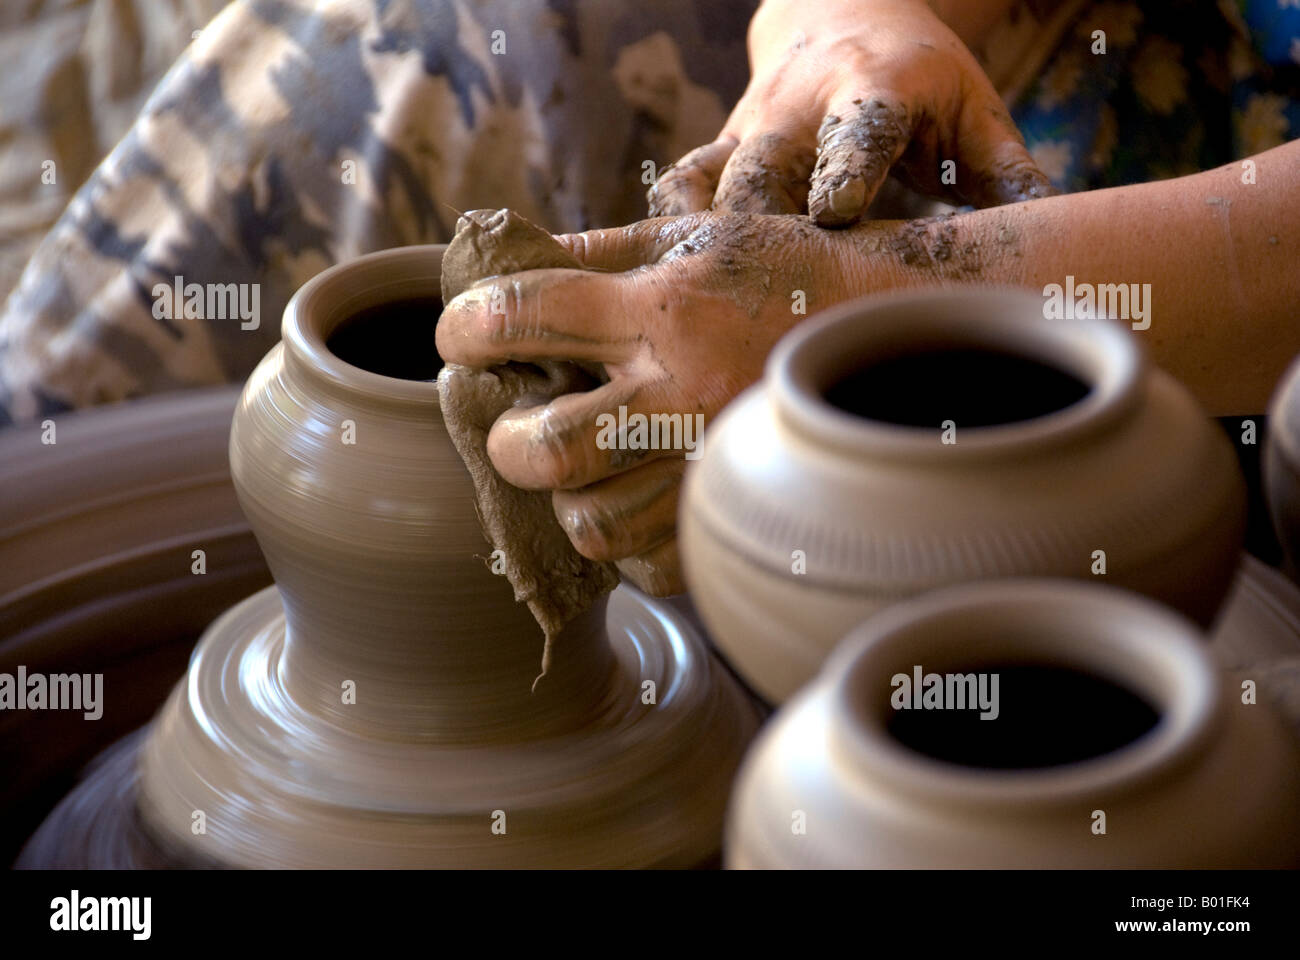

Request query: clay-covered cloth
[{"left": 437, "top": 209, "right": 618, "bottom": 666}]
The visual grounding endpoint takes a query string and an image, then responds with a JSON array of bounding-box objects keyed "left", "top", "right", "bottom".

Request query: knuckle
[
  {"left": 822, "top": 37, "right": 871, "bottom": 70},
  {"left": 477, "top": 279, "right": 544, "bottom": 346},
  {"left": 820, "top": 96, "right": 911, "bottom": 145},
  {"left": 663, "top": 163, "right": 705, "bottom": 191},
  {"left": 560, "top": 231, "right": 591, "bottom": 263},
  {"left": 467, "top": 284, "right": 514, "bottom": 343},
  {"left": 646, "top": 174, "right": 688, "bottom": 213}
]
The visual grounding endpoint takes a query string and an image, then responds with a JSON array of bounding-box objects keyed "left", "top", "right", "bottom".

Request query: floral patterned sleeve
[{"left": 1006, "top": 0, "right": 1300, "bottom": 192}]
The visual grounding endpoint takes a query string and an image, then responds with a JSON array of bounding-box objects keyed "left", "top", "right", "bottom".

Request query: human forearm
[{"left": 848, "top": 141, "right": 1300, "bottom": 414}]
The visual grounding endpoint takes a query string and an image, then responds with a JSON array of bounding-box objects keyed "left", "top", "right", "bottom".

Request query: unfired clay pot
[
  {"left": 726, "top": 579, "right": 1300, "bottom": 868},
  {"left": 681, "top": 288, "right": 1246, "bottom": 704},
  {"left": 126, "top": 245, "right": 758, "bottom": 867},
  {"left": 1265, "top": 354, "right": 1300, "bottom": 584}
]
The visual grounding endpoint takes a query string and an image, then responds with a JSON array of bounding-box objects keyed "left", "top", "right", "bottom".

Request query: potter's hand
[
  {"left": 648, "top": 0, "right": 1053, "bottom": 226},
  {"left": 435, "top": 213, "right": 862, "bottom": 596}
]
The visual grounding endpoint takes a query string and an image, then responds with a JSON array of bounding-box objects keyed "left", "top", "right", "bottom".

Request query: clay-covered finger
[
  {"left": 710, "top": 132, "right": 816, "bottom": 214},
  {"left": 957, "top": 105, "right": 1059, "bottom": 207},
  {"left": 616, "top": 537, "right": 685, "bottom": 597},
  {"left": 551, "top": 459, "right": 684, "bottom": 563},
  {"left": 647, "top": 137, "right": 738, "bottom": 217},
  {"left": 808, "top": 97, "right": 913, "bottom": 227},
  {"left": 486, "top": 378, "right": 701, "bottom": 491},
  {"left": 552, "top": 213, "right": 711, "bottom": 272},
  {"left": 436, "top": 269, "right": 635, "bottom": 368}
]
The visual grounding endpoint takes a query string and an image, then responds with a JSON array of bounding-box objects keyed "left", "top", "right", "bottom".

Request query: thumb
[{"left": 553, "top": 214, "right": 710, "bottom": 272}]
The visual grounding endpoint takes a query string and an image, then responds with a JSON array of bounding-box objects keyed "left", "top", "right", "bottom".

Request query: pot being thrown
[
  {"left": 23, "top": 244, "right": 758, "bottom": 869},
  {"left": 680, "top": 287, "right": 1246, "bottom": 705},
  {"left": 726, "top": 579, "right": 1300, "bottom": 868}
]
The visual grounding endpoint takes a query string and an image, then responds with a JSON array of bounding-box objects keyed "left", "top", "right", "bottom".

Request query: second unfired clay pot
[
  {"left": 726, "top": 580, "right": 1300, "bottom": 868},
  {"left": 681, "top": 288, "right": 1246, "bottom": 704}
]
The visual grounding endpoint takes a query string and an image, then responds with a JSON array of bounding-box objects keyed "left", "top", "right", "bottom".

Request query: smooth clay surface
[
  {"left": 727, "top": 581, "right": 1300, "bottom": 868},
  {"left": 22, "top": 244, "right": 758, "bottom": 868},
  {"left": 137, "top": 584, "right": 754, "bottom": 868},
  {"left": 682, "top": 288, "right": 1247, "bottom": 704}
]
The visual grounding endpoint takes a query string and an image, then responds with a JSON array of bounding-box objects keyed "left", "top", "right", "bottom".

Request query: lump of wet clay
[
  {"left": 437, "top": 209, "right": 619, "bottom": 679},
  {"left": 440, "top": 208, "right": 585, "bottom": 299}
]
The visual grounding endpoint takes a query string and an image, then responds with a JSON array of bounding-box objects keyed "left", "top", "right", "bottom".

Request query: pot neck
[
  {"left": 771, "top": 287, "right": 1145, "bottom": 463},
  {"left": 282, "top": 246, "right": 444, "bottom": 419},
  {"left": 827, "top": 580, "right": 1223, "bottom": 811}
]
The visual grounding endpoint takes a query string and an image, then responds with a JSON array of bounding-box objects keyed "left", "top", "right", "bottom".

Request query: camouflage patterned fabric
[{"left": 0, "top": 0, "right": 756, "bottom": 424}]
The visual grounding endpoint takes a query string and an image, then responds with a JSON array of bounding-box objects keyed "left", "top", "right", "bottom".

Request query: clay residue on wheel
[{"left": 438, "top": 208, "right": 619, "bottom": 680}]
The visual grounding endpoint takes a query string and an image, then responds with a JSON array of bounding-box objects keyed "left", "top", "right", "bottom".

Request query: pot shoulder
[
  {"left": 228, "top": 344, "right": 486, "bottom": 553},
  {"left": 686, "top": 371, "right": 1244, "bottom": 592}
]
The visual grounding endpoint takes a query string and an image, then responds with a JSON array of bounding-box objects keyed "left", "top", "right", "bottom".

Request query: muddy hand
[
  {"left": 435, "top": 213, "right": 869, "bottom": 595},
  {"left": 648, "top": 0, "right": 1054, "bottom": 226}
]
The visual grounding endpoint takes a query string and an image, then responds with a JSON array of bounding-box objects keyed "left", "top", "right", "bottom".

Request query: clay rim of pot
[
  {"left": 827, "top": 579, "right": 1222, "bottom": 810},
  {"left": 770, "top": 286, "right": 1143, "bottom": 462},
  {"left": 281, "top": 245, "right": 445, "bottom": 413}
]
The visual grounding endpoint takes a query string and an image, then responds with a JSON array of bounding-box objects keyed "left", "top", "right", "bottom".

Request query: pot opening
[
  {"left": 882, "top": 660, "right": 1160, "bottom": 770},
  {"left": 822, "top": 348, "right": 1090, "bottom": 428},
  {"left": 325, "top": 296, "right": 444, "bottom": 382}
]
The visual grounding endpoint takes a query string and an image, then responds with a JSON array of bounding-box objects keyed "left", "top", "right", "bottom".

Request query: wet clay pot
[
  {"left": 1265, "top": 354, "right": 1300, "bottom": 584},
  {"left": 73, "top": 245, "right": 756, "bottom": 868},
  {"left": 680, "top": 287, "right": 1246, "bottom": 704},
  {"left": 726, "top": 580, "right": 1300, "bottom": 868}
]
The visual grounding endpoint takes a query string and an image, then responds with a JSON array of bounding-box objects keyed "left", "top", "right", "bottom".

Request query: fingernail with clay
[
  {"left": 1005, "top": 169, "right": 1061, "bottom": 203},
  {"left": 1023, "top": 179, "right": 1061, "bottom": 200},
  {"left": 827, "top": 176, "right": 866, "bottom": 218}
]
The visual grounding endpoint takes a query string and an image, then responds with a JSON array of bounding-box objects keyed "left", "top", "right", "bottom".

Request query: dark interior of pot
[
  {"left": 883, "top": 661, "right": 1160, "bottom": 769},
  {"left": 823, "top": 348, "right": 1091, "bottom": 428},
  {"left": 325, "top": 296, "right": 444, "bottom": 381}
]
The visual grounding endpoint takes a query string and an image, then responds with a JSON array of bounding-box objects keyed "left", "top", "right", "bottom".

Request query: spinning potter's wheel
[
  {"left": 22, "top": 584, "right": 748, "bottom": 868},
  {"left": 149, "top": 584, "right": 745, "bottom": 868},
  {"left": 12, "top": 245, "right": 760, "bottom": 868}
]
